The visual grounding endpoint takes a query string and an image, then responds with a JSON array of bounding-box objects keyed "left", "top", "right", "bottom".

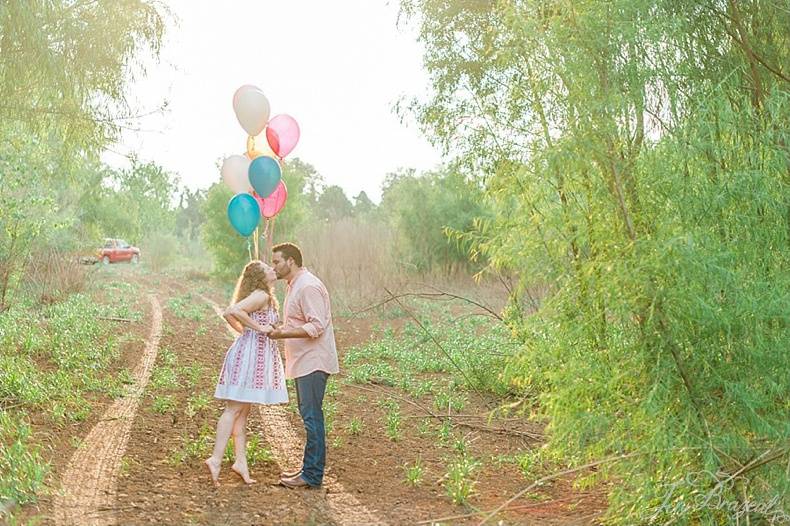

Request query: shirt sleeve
[{"left": 299, "top": 284, "right": 329, "bottom": 338}]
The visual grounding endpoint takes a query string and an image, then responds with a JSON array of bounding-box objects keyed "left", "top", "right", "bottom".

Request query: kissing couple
[{"left": 204, "top": 242, "right": 339, "bottom": 489}]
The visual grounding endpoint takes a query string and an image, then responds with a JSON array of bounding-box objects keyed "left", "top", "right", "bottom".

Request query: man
[{"left": 269, "top": 242, "right": 339, "bottom": 488}]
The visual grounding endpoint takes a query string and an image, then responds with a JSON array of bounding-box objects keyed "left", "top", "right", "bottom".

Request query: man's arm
[
  {"left": 270, "top": 285, "right": 329, "bottom": 340},
  {"left": 269, "top": 326, "right": 310, "bottom": 339}
]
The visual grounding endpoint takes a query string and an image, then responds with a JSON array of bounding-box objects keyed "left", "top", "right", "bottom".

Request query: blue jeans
[{"left": 295, "top": 370, "right": 328, "bottom": 486}]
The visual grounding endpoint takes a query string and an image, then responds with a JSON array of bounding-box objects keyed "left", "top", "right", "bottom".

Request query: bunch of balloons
[{"left": 222, "top": 85, "right": 300, "bottom": 256}]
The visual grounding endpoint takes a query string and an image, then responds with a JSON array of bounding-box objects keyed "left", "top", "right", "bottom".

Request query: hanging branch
[
  {"left": 355, "top": 289, "right": 503, "bottom": 321},
  {"left": 383, "top": 287, "right": 481, "bottom": 391}
]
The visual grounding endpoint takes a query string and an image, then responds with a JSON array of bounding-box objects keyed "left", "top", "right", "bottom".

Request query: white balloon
[
  {"left": 221, "top": 155, "right": 252, "bottom": 194},
  {"left": 233, "top": 85, "right": 270, "bottom": 136}
]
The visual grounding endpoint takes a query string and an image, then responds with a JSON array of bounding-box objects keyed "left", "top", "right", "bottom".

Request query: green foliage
[
  {"left": 384, "top": 403, "right": 402, "bottom": 441},
  {"left": 344, "top": 306, "right": 517, "bottom": 397},
  {"left": 0, "top": 286, "right": 134, "bottom": 507},
  {"left": 151, "top": 395, "right": 176, "bottom": 414},
  {"left": 167, "top": 293, "right": 206, "bottom": 321},
  {"left": 402, "top": 0, "right": 790, "bottom": 522},
  {"left": 0, "top": 411, "right": 46, "bottom": 506},
  {"left": 0, "top": 128, "right": 62, "bottom": 310},
  {"left": 347, "top": 416, "right": 364, "bottom": 436},
  {"left": 380, "top": 168, "right": 485, "bottom": 272},
  {"left": 352, "top": 191, "right": 377, "bottom": 217},
  {"left": 83, "top": 160, "right": 179, "bottom": 244},
  {"left": 443, "top": 454, "right": 480, "bottom": 505},
  {"left": 0, "top": 0, "right": 166, "bottom": 151},
  {"left": 316, "top": 185, "right": 354, "bottom": 222},
  {"left": 403, "top": 457, "right": 424, "bottom": 487}
]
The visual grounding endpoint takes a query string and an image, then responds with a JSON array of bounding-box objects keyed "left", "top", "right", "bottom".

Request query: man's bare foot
[
  {"left": 231, "top": 463, "right": 257, "bottom": 484},
  {"left": 205, "top": 457, "right": 221, "bottom": 486}
]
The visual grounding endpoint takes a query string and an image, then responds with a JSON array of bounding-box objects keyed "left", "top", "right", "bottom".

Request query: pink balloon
[
  {"left": 261, "top": 181, "right": 288, "bottom": 218},
  {"left": 266, "top": 114, "right": 300, "bottom": 158},
  {"left": 252, "top": 191, "right": 266, "bottom": 214}
]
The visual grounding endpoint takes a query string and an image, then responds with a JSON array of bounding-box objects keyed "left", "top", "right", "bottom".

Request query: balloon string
[
  {"left": 247, "top": 238, "right": 252, "bottom": 261},
  {"left": 269, "top": 218, "right": 275, "bottom": 256},
  {"left": 264, "top": 219, "right": 271, "bottom": 263}
]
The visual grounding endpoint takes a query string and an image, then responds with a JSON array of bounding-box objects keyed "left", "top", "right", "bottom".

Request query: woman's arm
[
  {"left": 222, "top": 312, "right": 245, "bottom": 334},
  {"left": 223, "top": 291, "right": 272, "bottom": 333}
]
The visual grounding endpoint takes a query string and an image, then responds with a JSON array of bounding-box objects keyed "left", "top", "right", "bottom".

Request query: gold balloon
[{"left": 246, "top": 133, "right": 277, "bottom": 160}]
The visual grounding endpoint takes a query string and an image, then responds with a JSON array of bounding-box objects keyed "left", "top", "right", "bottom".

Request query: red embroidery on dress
[
  {"left": 228, "top": 334, "right": 246, "bottom": 385},
  {"left": 252, "top": 310, "right": 269, "bottom": 389},
  {"left": 268, "top": 309, "right": 283, "bottom": 391},
  {"left": 271, "top": 343, "right": 283, "bottom": 390},
  {"left": 218, "top": 355, "right": 227, "bottom": 385}
]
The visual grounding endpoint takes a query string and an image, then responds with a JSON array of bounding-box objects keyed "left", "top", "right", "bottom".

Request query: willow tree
[
  {"left": 0, "top": 0, "right": 166, "bottom": 149},
  {"left": 0, "top": 1, "right": 167, "bottom": 309},
  {"left": 401, "top": 0, "right": 790, "bottom": 522}
]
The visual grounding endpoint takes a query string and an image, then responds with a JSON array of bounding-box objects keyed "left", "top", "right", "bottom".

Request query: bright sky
[{"left": 102, "top": 0, "right": 443, "bottom": 203}]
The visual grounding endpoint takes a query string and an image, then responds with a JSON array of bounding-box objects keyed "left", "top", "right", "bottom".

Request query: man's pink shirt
[{"left": 281, "top": 268, "right": 339, "bottom": 379}]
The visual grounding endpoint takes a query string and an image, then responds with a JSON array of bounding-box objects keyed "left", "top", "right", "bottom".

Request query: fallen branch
[
  {"left": 417, "top": 494, "right": 596, "bottom": 524},
  {"left": 346, "top": 383, "right": 542, "bottom": 441},
  {"left": 98, "top": 316, "right": 133, "bottom": 323},
  {"left": 0, "top": 499, "right": 16, "bottom": 517},
  {"left": 382, "top": 287, "right": 482, "bottom": 392},
  {"left": 477, "top": 453, "right": 639, "bottom": 526}
]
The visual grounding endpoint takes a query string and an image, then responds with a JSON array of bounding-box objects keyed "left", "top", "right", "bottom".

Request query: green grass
[
  {"left": 151, "top": 395, "right": 177, "bottom": 414},
  {"left": 0, "top": 411, "right": 46, "bottom": 506},
  {"left": 185, "top": 394, "right": 212, "bottom": 418},
  {"left": 167, "top": 293, "right": 207, "bottom": 321},
  {"left": 169, "top": 424, "right": 274, "bottom": 467},
  {"left": 443, "top": 454, "right": 481, "bottom": 505},
  {"left": 404, "top": 457, "right": 425, "bottom": 486},
  {"left": 342, "top": 306, "right": 516, "bottom": 410},
  {"left": 347, "top": 416, "right": 364, "bottom": 436},
  {"left": 384, "top": 404, "right": 402, "bottom": 441},
  {"left": 0, "top": 282, "right": 139, "bottom": 508}
]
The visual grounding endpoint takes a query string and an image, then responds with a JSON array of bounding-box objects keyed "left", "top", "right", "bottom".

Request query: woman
[{"left": 205, "top": 260, "right": 287, "bottom": 486}]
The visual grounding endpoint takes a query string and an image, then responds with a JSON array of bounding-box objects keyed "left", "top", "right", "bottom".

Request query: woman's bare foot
[
  {"left": 205, "top": 457, "right": 221, "bottom": 486},
  {"left": 231, "top": 462, "right": 256, "bottom": 484}
]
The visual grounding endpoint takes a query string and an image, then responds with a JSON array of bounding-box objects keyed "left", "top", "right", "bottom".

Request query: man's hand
[{"left": 268, "top": 326, "right": 310, "bottom": 339}]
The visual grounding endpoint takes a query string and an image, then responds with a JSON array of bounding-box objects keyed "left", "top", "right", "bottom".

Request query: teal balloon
[
  {"left": 227, "top": 193, "right": 260, "bottom": 237},
  {"left": 248, "top": 156, "right": 281, "bottom": 198}
]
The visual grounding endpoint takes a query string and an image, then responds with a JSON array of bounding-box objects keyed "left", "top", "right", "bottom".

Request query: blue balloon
[
  {"left": 248, "top": 156, "right": 282, "bottom": 198},
  {"left": 227, "top": 193, "right": 260, "bottom": 237}
]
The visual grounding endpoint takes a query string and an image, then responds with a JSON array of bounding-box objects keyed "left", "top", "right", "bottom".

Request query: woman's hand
[{"left": 259, "top": 323, "right": 275, "bottom": 335}]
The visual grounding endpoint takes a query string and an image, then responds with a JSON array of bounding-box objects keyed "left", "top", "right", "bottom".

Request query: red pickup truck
[{"left": 98, "top": 238, "right": 141, "bottom": 265}]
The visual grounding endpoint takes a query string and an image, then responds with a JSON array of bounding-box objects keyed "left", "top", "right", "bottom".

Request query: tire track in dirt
[
  {"left": 204, "top": 297, "right": 386, "bottom": 526},
  {"left": 53, "top": 295, "right": 162, "bottom": 526}
]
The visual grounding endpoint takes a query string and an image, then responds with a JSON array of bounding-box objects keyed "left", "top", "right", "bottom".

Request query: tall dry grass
[
  {"left": 23, "top": 249, "right": 90, "bottom": 305},
  {"left": 291, "top": 217, "right": 510, "bottom": 315}
]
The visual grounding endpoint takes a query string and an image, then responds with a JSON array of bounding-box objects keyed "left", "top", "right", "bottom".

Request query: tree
[
  {"left": 316, "top": 185, "right": 353, "bottom": 222},
  {"left": 401, "top": 0, "right": 790, "bottom": 522},
  {"left": 176, "top": 188, "right": 207, "bottom": 242},
  {"left": 0, "top": 1, "right": 167, "bottom": 307},
  {"left": 352, "top": 191, "right": 376, "bottom": 217},
  {"left": 380, "top": 168, "right": 484, "bottom": 272},
  {"left": 0, "top": 0, "right": 166, "bottom": 152}
]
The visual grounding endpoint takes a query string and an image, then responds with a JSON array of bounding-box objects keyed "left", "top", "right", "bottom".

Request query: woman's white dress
[{"left": 214, "top": 307, "right": 287, "bottom": 404}]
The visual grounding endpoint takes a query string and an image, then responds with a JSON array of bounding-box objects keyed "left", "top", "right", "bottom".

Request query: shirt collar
[{"left": 287, "top": 267, "right": 307, "bottom": 286}]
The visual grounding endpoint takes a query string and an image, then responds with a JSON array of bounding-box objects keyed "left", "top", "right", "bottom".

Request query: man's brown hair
[{"left": 272, "top": 242, "right": 303, "bottom": 267}]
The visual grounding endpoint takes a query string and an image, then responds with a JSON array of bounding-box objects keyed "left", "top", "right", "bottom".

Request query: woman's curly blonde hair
[{"left": 231, "top": 260, "right": 279, "bottom": 312}]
